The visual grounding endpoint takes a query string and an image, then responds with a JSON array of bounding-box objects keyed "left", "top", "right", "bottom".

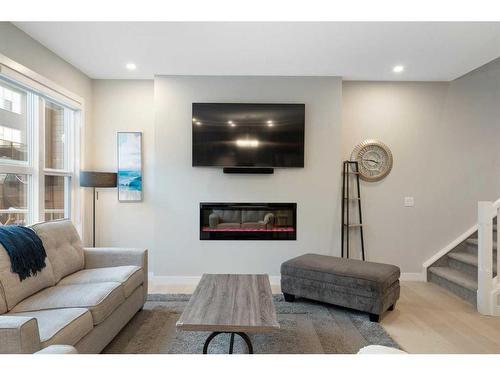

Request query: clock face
[{"left": 351, "top": 140, "right": 393, "bottom": 182}]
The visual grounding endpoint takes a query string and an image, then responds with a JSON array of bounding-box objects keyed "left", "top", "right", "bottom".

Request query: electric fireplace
[{"left": 200, "top": 202, "right": 297, "bottom": 240}]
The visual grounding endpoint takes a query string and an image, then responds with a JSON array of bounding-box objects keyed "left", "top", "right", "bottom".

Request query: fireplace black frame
[{"left": 200, "top": 202, "right": 297, "bottom": 241}]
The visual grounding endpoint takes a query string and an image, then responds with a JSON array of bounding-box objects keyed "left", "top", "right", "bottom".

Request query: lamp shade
[{"left": 80, "top": 171, "right": 117, "bottom": 188}]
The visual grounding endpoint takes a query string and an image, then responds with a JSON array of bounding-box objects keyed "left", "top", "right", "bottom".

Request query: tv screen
[{"left": 192, "top": 103, "right": 305, "bottom": 168}]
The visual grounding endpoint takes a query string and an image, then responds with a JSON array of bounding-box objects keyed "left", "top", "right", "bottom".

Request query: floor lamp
[{"left": 80, "top": 171, "right": 117, "bottom": 247}]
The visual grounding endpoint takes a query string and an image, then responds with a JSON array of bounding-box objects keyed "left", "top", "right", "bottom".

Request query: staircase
[{"left": 427, "top": 220, "right": 497, "bottom": 306}]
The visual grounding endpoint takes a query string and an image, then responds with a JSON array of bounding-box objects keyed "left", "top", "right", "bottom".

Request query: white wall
[
  {"left": 92, "top": 80, "right": 155, "bottom": 258},
  {"left": 93, "top": 66, "right": 500, "bottom": 277},
  {"left": 4, "top": 21, "right": 500, "bottom": 276},
  {"left": 153, "top": 76, "right": 342, "bottom": 276},
  {"left": 0, "top": 22, "right": 94, "bottom": 244},
  {"left": 342, "top": 58, "right": 500, "bottom": 273},
  {"left": 0, "top": 23, "right": 92, "bottom": 107}
]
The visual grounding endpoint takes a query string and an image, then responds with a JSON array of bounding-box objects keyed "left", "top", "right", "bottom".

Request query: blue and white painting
[{"left": 118, "top": 132, "right": 142, "bottom": 201}]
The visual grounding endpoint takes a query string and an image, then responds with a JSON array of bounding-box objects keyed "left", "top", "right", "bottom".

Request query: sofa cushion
[
  {"left": 213, "top": 210, "right": 241, "bottom": 224},
  {"left": 241, "top": 210, "right": 267, "bottom": 223},
  {"left": 7, "top": 308, "right": 92, "bottom": 347},
  {"left": 0, "top": 244, "right": 56, "bottom": 311},
  {"left": 58, "top": 266, "right": 143, "bottom": 298},
  {"left": 357, "top": 345, "right": 407, "bottom": 354},
  {"left": 10, "top": 282, "right": 124, "bottom": 325},
  {"left": 30, "top": 220, "right": 84, "bottom": 283},
  {"left": 35, "top": 345, "right": 79, "bottom": 354},
  {"left": 0, "top": 282, "right": 7, "bottom": 314},
  {"left": 281, "top": 253, "right": 400, "bottom": 293}
]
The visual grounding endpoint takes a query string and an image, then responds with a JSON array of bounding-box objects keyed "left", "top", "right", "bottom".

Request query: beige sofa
[{"left": 0, "top": 219, "right": 148, "bottom": 354}]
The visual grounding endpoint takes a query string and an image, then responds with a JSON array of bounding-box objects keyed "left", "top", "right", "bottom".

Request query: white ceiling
[{"left": 14, "top": 22, "right": 500, "bottom": 81}]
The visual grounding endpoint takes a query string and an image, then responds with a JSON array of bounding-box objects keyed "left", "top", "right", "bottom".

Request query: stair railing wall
[{"left": 477, "top": 201, "right": 500, "bottom": 316}]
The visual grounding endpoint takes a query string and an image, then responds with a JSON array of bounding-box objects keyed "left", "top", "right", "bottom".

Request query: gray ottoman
[{"left": 280, "top": 253, "right": 400, "bottom": 322}]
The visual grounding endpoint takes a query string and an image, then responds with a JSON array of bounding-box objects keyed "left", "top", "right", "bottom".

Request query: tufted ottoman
[{"left": 280, "top": 253, "right": 400, "bottom": 322}]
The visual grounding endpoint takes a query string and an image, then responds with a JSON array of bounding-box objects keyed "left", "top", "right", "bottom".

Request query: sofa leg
[
  {"left": 283, "top": 293, "right": 295, "bottom": 302},
  {"left": 388, "top": 303, "right": 395, "bottom": 311},
  {"left": 369, "top": 313, "right": 380, "bottom": 323}
]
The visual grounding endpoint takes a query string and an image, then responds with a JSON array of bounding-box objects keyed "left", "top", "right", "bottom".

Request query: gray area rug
[{"left": 103, "top": 294, "right": 399, "bottom": 354}]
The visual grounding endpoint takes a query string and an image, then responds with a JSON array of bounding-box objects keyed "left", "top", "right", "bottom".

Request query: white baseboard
[
  {"left": 149, "top": 275, "right": 282, "bottom": 285},
  {"left": 149, "top": 275, "right": 202, "bottom": 285},
  {"left": 150, "top": 273, "right": 425, "bottom": 284},
  {"left": 268, "top": 275, "right": 281, "bottom": 285}
]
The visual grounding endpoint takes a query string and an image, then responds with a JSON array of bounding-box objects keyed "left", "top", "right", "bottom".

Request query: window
[
  {"left": 0, "top": 85, "right": 22, "bottom": 114},
  {"left": 0, "top": 173, "right": 28, "bottom": 225},
  {"left": 43, "top": 99, "right": 73, "bottom": 221},
  {"left": 44, "top": 101, "right": 66, "bottom": 170},
  {"left": 44, "top": 175, "right": 69, "bottom": 221},
  {"left": 0, "top": 81, "right": 27, "bottom": 163},
  {"left": 0, "top": 76, "right": 79, "bottom": 225}
]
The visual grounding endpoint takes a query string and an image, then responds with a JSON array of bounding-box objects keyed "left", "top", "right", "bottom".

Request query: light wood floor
[
  {"left": 149, "top": 280, "right": 500, "bottom": 354},
  {"left": 381, "top": 281, "right": 500, "bottom": 354}
]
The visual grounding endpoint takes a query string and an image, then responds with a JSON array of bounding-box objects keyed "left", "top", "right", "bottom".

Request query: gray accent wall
[{"left": 153, "top": 76, "right": 342, "bottom": 276}]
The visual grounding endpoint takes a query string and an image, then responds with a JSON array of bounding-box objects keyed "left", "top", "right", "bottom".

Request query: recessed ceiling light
[
  {"left": 196, "top": 121, "right": 202, "bottom": 126},
  {"left": 267, "top": 120, "right": 274, "bottom": 127},
  {"left": 393, "top": 65, "right": 404, "bottom": 73},
  {"left": 192, "top": 118, "right": 197, "bottom": 122},
  {"left": 126, "top": 63, "right": 137, "bottom": 71}
]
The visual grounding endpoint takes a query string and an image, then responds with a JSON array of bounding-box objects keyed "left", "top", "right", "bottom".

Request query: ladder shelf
[{"left": 341, "top": 160, "right": 366, "bottom": 261}]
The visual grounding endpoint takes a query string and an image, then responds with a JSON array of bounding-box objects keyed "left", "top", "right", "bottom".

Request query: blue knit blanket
[{"left": 0, "top": 226, "right": 47, "bottom": 281}]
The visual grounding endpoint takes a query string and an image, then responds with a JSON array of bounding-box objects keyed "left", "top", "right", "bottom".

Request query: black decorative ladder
[{"left": 341, "top": 161, "right": 365, "bottom": 260}]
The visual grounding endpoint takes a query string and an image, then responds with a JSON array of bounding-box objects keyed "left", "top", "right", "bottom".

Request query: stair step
[
  {"left": 428, "top": 266, "right": 478, "bottom": 291},
  {"left": 448, "top": 251, "right": 478, "bottom": 267},
  {"left": 466, "top": 238, "right": 497, "bottom": 250},
  {"left": 449, "top": 251, "right": 497, "bottom": 266}
]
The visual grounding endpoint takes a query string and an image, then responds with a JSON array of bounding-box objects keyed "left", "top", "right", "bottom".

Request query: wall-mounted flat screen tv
[{"left": 192, "top": 103, "right": 305, "bottom": 168}]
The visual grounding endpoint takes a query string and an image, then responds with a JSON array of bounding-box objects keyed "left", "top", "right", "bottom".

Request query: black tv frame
[{"left": 192, "top": 103, "right": 305, "bottom": 171}]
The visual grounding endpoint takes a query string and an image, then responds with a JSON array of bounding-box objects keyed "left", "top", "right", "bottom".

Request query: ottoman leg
[
  {"left": 369, "top": 313, "right": 380, "bottom": 323},
  {"left": 388, "top": 303, "right": 395, "bottom": 311},
  {"left": 283, "top": 293, "right": 295, "bottom": 302}
]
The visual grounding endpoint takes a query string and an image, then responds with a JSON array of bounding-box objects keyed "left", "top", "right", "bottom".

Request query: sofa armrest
[
  {"left": 357, "top": 345, "right": 407, "bottom": 354},
  {"left": 209, "top": 213, "right": 220, "bottom": 228},
  {"left": 263, "top": 213, "right": 275, "bottom": 229},
  {"left": 35, "top": 345, "right": 78, "bottom": 354},
  {"left": 84, "top": 247, "right": 148, "bottom": 302},
  {"left": 0, "top": 316, "right": 41, "bottom": 354},
  {"left": 263, "top": 213, "right": 275, "bottom": 224}
]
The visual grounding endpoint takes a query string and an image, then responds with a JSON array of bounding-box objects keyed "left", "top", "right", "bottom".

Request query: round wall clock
[{"left": 350, "top": 140, "right": 393, "bottom": 182}]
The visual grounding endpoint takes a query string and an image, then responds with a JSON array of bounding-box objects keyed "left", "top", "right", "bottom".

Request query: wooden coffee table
[{"left": 176, "top": 274, "right": 280, "bottom": 354}]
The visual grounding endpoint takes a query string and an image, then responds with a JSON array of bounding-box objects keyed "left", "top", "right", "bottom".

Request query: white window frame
[
  {"left": 40, "top": 100, "right": 75, "bottom": 222},
  {"left": 0, "top": 53, "right": 83, "bottom": 228}
]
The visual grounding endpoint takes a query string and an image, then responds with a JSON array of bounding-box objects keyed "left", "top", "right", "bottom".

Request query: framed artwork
[{"left": 117, "top": 132, "right": 142, "bottom": 202}]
